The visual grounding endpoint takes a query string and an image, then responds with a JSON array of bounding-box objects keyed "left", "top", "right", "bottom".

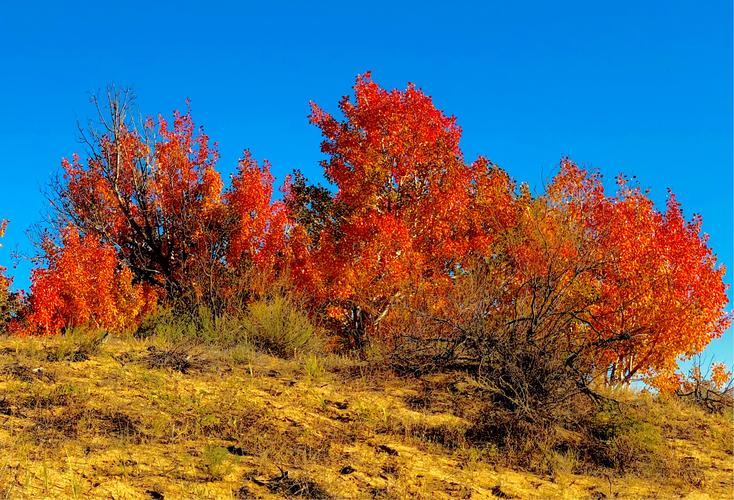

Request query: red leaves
[
  {"left": 0, "top": 220, "right": 13, "bottom": 323},
  {"left": 520, "top": 160, "right": 731, "bottom": 381},
  {"left": 293, "top": 75, "right": 730, "bottom": 369},
  {"left": 711, "top": 363, "right": 732, "bottom": 391},
  {"left": 24, "top": 227, "right": 158, "bottom": 335},
  {"left": 225, "top": 151, "right": 287, "bottom": 274},
  {"left": 58, "top": 98, "right": 288, "bottom": 308},
  {"left": 300, "top": 74, "right": 518, "bottom": 342},
  {"left": 310, "top": 73, "right": 464, "bottom": 211}
]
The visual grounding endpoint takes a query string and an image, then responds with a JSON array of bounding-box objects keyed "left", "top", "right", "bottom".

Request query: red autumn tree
[
  {"left": 225, "top": 151, "right": 289, "bottom": 293},
  {"left": 0, "top": 220, "right": 9, "bottom": 298},
  {"left": 592, "top": 177, "right": 730, "bottom": 382},
  {"left": 293, "top": 73, "right": 518, "bottom": 348},
  {"left": 0, "top": 219, "right": 16, "bottom": 327},
  {"left": 24, "top": 226, "right": 157, "bottom": 335},
  {"left": 26, "top": 77, "right": 730, "bottom": 377},
  {"left": 55, "top": 90, "right": 286, "bottom": 311},
  {"left": 520, "top": 161, "right": 731, "bottom": 383},
  {"left": 58, "top": 91, "right": 224, "bottom": 302},
  {"left": 392, "top": 158, "right": 729, "bottom": 401}
]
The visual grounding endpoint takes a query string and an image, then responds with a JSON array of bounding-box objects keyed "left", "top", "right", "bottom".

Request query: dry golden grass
[{"left": 0, "top": 332, "right": 731, "bottom": 499}]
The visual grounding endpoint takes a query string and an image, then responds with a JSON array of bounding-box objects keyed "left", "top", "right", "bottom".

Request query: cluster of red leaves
[
  {"left": 299, "top": 74, "right": 521, "bottom": 346},
  {"left": 0, "top": 220, "right": 9, "bottom": 294},
  {"left": 225, "top": 152, "right": 289, "bottom": 281},
  {"left": 57, "top": 103, "right": 286, "bottom": 312},
  {"left": 510, "top": 162, "right": 731, "bottom": 382},
  {"left": 649, "top": 361, "right": 733, "bottom": 415},
  {"left": 61, "top": 109, "right": 225, "bottom": 294},
  {"left": 23, "top": 227, "right": 157, "bottom": 335}
]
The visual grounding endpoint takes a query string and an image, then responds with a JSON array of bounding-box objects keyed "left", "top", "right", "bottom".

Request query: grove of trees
[{"left": 0, "top": 74, "right": 730, "bottom": 394}]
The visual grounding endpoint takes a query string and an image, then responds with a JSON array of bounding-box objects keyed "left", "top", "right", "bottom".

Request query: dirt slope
[{"left": 0, "top": 334, "right": 731, "bottom": 499}]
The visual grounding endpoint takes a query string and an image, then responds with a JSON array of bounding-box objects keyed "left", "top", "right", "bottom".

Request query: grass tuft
[{"left": 45, "top": 327, "right": 107, "bottom": 362}]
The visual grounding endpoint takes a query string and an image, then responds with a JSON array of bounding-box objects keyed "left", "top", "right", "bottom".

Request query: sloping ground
[{"left": 0, "top": 334, "right": 731, "bottom": 499}]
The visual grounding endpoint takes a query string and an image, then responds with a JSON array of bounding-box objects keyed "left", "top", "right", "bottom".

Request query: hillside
[{"left": 0, "top": 332, "right": 731, "bottom": 499}]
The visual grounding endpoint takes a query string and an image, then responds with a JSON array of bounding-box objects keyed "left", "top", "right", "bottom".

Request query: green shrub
[
  {"left": 607, "top": 420, "right": 666, "bottom": 473},
  {"left": 228, "top": 344, "right": 254, "bottom": 365},
  {"left": 196, "top": 307, "right": 249, "bottom": 346},
  {"left": 136, "top": 306, "right": 247, "bottom": 346},
  {"left": 582, "top": 408, "right": 670, "bottom": 475},
  {"left": 135, "top": 307, "right": 196, "bottom": 342},
  {"left": 243, "top": 296, "right": 320, "bottom": 358},
  {"left": 135, "top": 297, "right": 320, "bottom": 358},
  {"left": 45, "top": 327, "right": 107, "bottom": 362},
  {"left": 548, "top": 448, "right": 579, "bottom": 476}
]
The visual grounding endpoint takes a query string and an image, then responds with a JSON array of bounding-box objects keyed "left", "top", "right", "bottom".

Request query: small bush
[
  {"left": 135, "top": 307, "right": 196, "bottom": 341},
  {"left": 136, "top": 306, "right": 248, "bottom": 346},
  {"left": 675, "top": 361, "right": 734, "bottom": 414},
  {"left": 567, "top": 404, "right": 680, "bottom": 479},
  {"left": 548, "top": 448, "right": 579, "bottom": 476},
  {"left": 604, "top": 419, "right": 666, "bottom": 474},
  {"left": 265, "top": 469, "right": 331, "bottom": 499},
  {"left": 243, "top": 296, "right": 320, "bottom": 358},
  {"left": 45, "top": 327, "right": 107, "bottom": 362},
  {"left": 196, "top": 307, "right": 249, "bottom": 346},
  {"left": 229, "top": 344, "right": 254, "bottom": 365},
  {"left": 136, "top": 299, "right": 319, "bottom": 356}
]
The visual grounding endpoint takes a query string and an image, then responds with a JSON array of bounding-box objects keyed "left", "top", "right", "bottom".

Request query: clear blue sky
[{"left": 0, "top": 1, "right": 731, "bottom": 366}]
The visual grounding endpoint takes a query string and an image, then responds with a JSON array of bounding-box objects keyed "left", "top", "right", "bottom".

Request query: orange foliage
[
  {"left": 650, "top": 361, "right": 732, "bottom": 398},
  {"left": 284, "top": 74, "right": 729, "bottom": 371},
  {"left": 24, "top": 227, "right": 157, "bottom": 335},
  {"left": 298, "top": 73, "right": 518, "bottom": 345},
  {"left": 19, "top": 76, "right": 730, "bottom": 385},
  {"left": 62, "top": 106, "right": 225, "bottom": 297},
  {"left": 504, "top": 161, "right": 731, "bottom": 382},
  {"left": 225, "top": 151, "right": 289, "bottom": 281},
  {"left": 59, "top": 97, "right": 287, "bottom": 309},
  {"left": 0, "top": 219, "right": 9, "bottom": 296},
  {"left": 648, "top": 371, "right": 684, "bottom": 395},
  {"left": 710, "top": 363, "right": 732, "bottom": 391}
]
